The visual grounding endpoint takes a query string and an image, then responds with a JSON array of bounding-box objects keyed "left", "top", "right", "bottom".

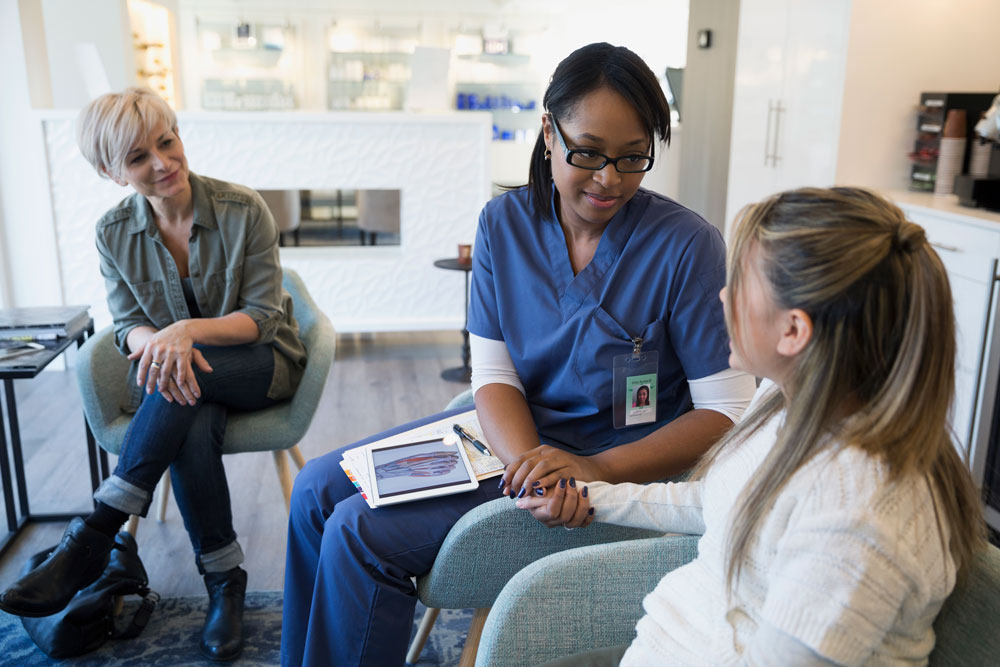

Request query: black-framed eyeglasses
[{"left": 548, "top": 113, "right": 655, "bottom": 173}]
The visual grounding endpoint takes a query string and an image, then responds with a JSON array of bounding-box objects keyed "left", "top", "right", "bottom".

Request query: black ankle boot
[
  {"left": 0, "top": 517, "right": 114, "bottom": 617},
  {"left": 200, "top": 566, "right": 246, "bottom": 661}
]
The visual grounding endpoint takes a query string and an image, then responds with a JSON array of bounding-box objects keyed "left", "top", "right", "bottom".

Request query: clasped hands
[
  {"left": 129, "top": 321, "right": 213, "bottom": 406},
  {"left": 498, "top": 445, "right": 596, "bottom": 529}
]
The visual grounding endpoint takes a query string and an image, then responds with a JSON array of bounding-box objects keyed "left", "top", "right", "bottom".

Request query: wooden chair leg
[
  {"left": 458, "top": 607, "right": 490, "bottom": 667},
  {"left": 289, "top": 444, "right": 307, "bottom": 470},
  {"left": 273, "top": 449, "right": 294, "bottom": 513},
  {"left": 406, "top": 607, "right": 441, "bottom": 664},
  {"left": 155, "top": 469, "right": 171, "bottom": 522}
]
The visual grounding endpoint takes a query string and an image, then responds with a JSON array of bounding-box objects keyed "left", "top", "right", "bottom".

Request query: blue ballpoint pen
[{"left": 452, "top": 423, "right": 491, "bottom": 456}]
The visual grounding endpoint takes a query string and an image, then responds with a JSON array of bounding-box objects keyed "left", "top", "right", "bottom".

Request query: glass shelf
[
  {"left": 195, "top": 20, "right": 299, "bottom": 111},
  {"left": 325, "top": 21, "right": 419, "bottom": 111}
]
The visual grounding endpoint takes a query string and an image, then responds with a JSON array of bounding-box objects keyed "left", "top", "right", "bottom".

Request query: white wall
[
  {"left": 677, "top": 0, "right": 740, "bottom": 229},
  {"left": 0, "top": 0, "right": 63, "bottom": 309},
  {"left": 40, "top": 0, "right": 134, "bottom": 108},
  {"left": 18, "top": 0, "right": 52, "bottom": 109},
  {"left": 836, "top": 0, "right": 1000, "bottom": 190}
]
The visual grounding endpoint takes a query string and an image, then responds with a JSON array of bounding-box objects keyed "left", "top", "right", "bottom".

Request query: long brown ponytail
[{"left": 692, "top": 187, "right": 986, "bottom": 593}]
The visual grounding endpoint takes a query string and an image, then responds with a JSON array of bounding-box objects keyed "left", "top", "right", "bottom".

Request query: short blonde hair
[{"left": 76, "top": 86, "right": 177, "bottom": 180}]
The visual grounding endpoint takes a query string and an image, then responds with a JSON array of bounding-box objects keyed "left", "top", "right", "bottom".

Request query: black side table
[
  {"left": 0, "top": 319, "right": 101, "bottom": 557},
  {"left": 434, "top": 258, "right": 472, "bottom": 383}
]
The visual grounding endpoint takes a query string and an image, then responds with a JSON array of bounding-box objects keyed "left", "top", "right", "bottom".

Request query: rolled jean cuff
[
  {"left": 94, "top": 475, "right": 151, "bottom": 516},
  {"left": 199, "top": 539, "right": 244, "bottom": 574}
]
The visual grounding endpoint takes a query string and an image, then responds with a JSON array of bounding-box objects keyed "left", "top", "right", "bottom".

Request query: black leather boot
[
  {"left": 0, "top": 517, "right": 114, "bottom": 617},
  {"left": 200, "top": 566, "right": 247, "bottom": 661}
]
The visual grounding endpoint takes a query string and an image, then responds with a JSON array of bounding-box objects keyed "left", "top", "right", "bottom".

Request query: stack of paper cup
[
  {"left": 935, "top": 109, "right": 967, "bottom": 195},
  {"left": 969, "top": 139, "right": 992, "bottom": 178}
]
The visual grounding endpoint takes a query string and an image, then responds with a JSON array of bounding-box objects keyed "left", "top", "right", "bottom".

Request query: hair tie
[{"left": 893, "top": 222, "right": 926, "bottom": 254}]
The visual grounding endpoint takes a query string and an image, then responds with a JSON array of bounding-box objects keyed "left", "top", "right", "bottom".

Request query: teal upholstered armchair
[
  {"left": 475, "top": 538, "right": 1000, "bottom": 666},
  {"left": 75, "top": 268, "right": 335, "bottom": 517},
  {"left": 408, "top": 389, "right": 668, "bottom": 664}
]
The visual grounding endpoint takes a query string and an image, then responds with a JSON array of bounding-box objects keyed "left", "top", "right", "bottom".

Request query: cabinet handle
[
  {"left": 764, "top": 100, "right": 775, "bottom": 167},
  {"left": 771, "top": 101, "right": 784, "bottom": 165},
  {"left": 930, "top": 241, "right": 961, "bottom": 253}
]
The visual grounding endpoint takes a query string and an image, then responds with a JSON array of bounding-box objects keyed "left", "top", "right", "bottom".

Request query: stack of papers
[{"left": 340, "top": 410, "right": 503, "bottom": 509}]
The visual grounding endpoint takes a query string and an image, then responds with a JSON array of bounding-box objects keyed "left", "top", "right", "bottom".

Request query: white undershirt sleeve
[
  {"left": 688, "top": 368, "right": 757, "bottom": 424},
  {"left": 473, "top": 333, "right": 755, "bottom": 423},
  {"left": 470, "top": 333, "right": 525, "bottom": 397}
]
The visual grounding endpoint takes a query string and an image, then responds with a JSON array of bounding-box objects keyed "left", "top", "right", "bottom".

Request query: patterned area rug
[{"left": 0, "top": 592, "right": 472, "bottom": 665}]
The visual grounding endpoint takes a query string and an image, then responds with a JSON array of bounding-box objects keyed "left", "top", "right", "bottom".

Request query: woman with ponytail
[{"left": 520, "top": 187, "right": 987, "bottom": 665}]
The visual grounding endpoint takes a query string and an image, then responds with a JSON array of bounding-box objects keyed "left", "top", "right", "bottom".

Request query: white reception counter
[{"left": 40, "top": 110, "right": 493, "bottom": 334}]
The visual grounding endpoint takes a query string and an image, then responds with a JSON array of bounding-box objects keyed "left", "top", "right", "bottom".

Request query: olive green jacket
[{"left": 95, "top": 172, "right": 307, "bottom": 411}]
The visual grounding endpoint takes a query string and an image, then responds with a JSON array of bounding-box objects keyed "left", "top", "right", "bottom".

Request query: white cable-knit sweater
[{"left": 587, "top": 409, "right": 957, "bottom": 666}]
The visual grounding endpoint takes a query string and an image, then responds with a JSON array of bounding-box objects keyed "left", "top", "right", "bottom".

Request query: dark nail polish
[
  {"left": 569, "top": 477, "right": 576, "bottom": 488},
  {"left": 532, "top": 480, "right": 540, "bottom": 487},
  {"left": 588, "top": 507, "right": 594, "bottom": 515},
  {"left": 497, "top": 478, "right": 506, "bottom": 489},
  {"left": 509, "top": 490, "right": 516, "bottom": 499},
  {"left": 517, "top": 487, "right": 526, "bottom": 499},
  {"left": 559, "top": 478, "right": 566, "bottom": 489},
  {"left": 582, "top": 486, "right": 588, "bottom": 498},
  {"left": 535, "top": 487, "right": 544, "bottom": 496}
]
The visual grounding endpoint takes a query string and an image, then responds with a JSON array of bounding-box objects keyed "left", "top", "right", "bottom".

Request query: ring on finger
[
  {"left": 563, "top": 525, "right": 575, "bottom": 531},
  {"left": 150, "top": 361, "right": 162, "bottom": 370}
]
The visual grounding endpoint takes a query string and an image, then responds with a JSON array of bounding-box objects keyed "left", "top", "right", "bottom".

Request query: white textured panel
[{"left": 42, "top": 111, "right": 492, "bottom": 333}]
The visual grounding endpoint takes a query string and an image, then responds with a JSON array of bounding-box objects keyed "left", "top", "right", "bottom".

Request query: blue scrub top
[{"left": 468, "top": 186, "right": 730, "bottom": 455}]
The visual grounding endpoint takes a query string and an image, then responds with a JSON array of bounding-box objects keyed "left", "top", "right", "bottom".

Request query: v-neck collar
[{"left": 542, "top": 185, "right": 642, "bottom": 319}]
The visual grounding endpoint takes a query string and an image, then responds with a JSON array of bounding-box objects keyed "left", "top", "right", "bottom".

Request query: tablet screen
[{"left": 371, "top": 437, "right": 474, "bottom": 499}]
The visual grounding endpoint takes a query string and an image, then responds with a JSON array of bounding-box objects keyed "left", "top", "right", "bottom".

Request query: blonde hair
[
  {"left": 693, "top": 187, "right": 986, "bottom": 592},
  {"left": 76, "top": 86, "right": 177, "bottom": 181}
]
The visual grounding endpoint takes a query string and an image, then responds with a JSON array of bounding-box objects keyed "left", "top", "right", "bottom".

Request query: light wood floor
[{"left": 0, "top": 331, "right": 468, "bottom": 597}]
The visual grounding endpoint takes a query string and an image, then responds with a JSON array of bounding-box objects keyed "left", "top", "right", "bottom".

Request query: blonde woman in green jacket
[{"left": 0, "top": 87, "right": 306, "bottom": 662}]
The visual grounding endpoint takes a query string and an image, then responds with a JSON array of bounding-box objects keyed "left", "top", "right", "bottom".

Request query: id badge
[{"left": 613, "top": 337, "right": 658, "bottom": 429}]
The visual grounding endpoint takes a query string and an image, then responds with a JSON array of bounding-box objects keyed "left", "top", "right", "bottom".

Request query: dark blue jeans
[{"left": 94, "top": 344, "right": 277, "bottom": 573}]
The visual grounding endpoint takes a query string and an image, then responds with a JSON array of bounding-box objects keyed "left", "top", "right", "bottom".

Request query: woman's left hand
[
  {"left": 129, "top": 321, "right": 212, "bottom": 402},
  {"left": 515, "top": 477, "right": 594, "bottom": 529},
  {"left": 499, "top": 445, "right": 603, "bottom": 498}
]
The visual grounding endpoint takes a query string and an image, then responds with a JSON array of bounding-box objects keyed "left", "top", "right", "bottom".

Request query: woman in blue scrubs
[{"left": 282, "top": 42, "right": 756, "bottom": 666}]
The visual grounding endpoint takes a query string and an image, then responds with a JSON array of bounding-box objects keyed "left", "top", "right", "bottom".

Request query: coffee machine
[
  {"left": 955, "top": 151, "right": 1000, "bottom": 211},
  {"left": 955, "top": 92, "right": 1000, "bottom": 212}
]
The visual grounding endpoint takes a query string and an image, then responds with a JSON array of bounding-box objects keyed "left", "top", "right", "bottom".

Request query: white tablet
[{"left": 365, "top": 434, "right": 479, "bottom": 507}]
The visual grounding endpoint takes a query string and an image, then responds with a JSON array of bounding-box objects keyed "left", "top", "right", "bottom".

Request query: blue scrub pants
[{"left": 282, "top": 409, "right": 501, "bottom": 666}]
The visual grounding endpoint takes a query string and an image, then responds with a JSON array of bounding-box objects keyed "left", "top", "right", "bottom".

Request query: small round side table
[{"left": 433, "top": 258, "right": 472, "bottom": 383}]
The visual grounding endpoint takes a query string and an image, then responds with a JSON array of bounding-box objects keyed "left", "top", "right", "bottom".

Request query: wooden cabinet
[{"left": 725, "top": 0, "right": 851, "bottom": 226}]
